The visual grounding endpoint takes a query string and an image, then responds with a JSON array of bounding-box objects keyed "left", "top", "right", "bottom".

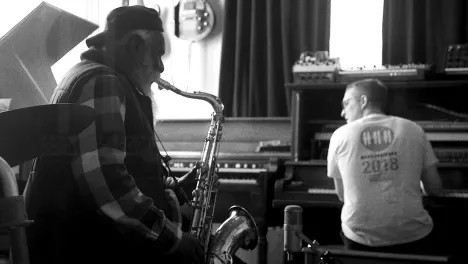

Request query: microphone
[{"left": 284, "top": 205, "right": 303, "bottom": 262}]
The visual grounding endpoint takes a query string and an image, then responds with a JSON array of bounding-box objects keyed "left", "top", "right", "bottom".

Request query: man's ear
[
  {"left": 360, "top": 95, "right": 368, "bottom": 110},
  {"left": 126, "top": 34, "right": 147, "bottom": 57}
]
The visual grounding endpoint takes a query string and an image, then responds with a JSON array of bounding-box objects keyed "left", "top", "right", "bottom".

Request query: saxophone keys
[
  {"left": 192, "top": 189, "right": 201, "bottom": 197},
  {"left": 211, "top": 173, "right": 220, "bottom": 188}
]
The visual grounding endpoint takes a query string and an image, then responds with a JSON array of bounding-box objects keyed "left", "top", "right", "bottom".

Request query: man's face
[{"left": 341, "top": 87, "right": 363, "bottom": 123}]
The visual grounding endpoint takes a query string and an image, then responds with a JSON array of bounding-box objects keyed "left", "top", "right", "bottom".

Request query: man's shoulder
[
  {"left": 389, "top": 116, "right": 424, "bottom": 132},
  {"left": 74, "top": 60, "right": 120, "bottom": 79},
  {"left": 55, "top": 60, "right": 131, "bottom": 102},
  {"left": 64, "top": 60, "right": 130, "bottom": 89},
  {"left": 330, "top": 123, "right": 352, "bottom": 142},
  {"left": 336, "top": 120, "right": 364, "bottom": 133}
]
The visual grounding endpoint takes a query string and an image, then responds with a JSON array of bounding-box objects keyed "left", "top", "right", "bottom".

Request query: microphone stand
[
  {"left": 290, "top": 231, "right": 334, "bottom": 264},
  {"left": 286, "top": 231, "right": 320, "bottom": 264}
]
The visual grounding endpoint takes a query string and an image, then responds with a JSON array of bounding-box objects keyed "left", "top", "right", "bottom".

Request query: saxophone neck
[{"left": 156, "top": 79, "right": 225, "bottom": 116}]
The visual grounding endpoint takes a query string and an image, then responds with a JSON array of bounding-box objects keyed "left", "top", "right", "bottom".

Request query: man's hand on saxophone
[{"left": 177, "top": 161, "right": 202, "bottom": 187}]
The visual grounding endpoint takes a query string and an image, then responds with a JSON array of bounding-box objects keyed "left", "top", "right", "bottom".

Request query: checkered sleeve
[{"left": 70, "top": 74, "right": 182, "bottom": 253}]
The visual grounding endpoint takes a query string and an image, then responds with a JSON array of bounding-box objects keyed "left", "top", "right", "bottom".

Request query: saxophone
[{"left": 156, "top": 79, "right": 259, "bottom": 264}]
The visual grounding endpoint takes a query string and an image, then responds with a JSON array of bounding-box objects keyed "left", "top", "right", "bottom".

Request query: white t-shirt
[{"left": 327, "top": 114, "right": 438, "bottom": 246}]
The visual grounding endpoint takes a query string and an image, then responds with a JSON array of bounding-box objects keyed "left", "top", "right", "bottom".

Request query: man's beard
[{"left": 149, "top": 87, "right": 159, "bottom": 126}]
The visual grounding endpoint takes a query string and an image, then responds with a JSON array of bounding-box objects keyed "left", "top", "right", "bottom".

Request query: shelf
[{"left": 286, "top": 80, "right": 468, "bottom": 91}]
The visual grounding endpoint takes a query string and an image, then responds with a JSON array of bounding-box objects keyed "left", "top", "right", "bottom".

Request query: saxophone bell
[{"left": 207, "top": 206, "right": 259, "bottom": 264}]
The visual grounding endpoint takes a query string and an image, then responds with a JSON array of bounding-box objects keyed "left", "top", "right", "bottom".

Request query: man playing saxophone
[{"left": 24, "top": 6, "right": 204, "bottom": 264}]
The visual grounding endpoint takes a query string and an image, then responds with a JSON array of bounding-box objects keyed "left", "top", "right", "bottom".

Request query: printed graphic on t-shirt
[
  {"left": 360, "top": 126, "right": 394, "bottom": 152},
  {"left": 359, "top": 125, "right": 400, "bottom": 203}
]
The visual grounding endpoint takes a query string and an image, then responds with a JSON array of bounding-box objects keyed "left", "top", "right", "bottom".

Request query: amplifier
[{"left": 163, "top": 151, "right": 279, "bottom": 224}]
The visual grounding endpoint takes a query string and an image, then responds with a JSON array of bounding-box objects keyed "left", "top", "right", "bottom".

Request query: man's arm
[
  {"left": 333, "top": 178, "right": 344, "bottom": 202},
  {"left": 71, "top": 74, "right": 181, "bottom": 253},
  {"left": 327, "top": 131, "right": 344, "bottom": 202},
  {"left": 421, "top": 164, "right": 443, "bottom": 196},
  {"left": 420, "top": 132, "right": 443, "bottom": 197}
]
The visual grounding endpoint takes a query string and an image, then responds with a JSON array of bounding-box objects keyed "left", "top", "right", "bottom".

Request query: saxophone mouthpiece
[{"left": 155, "top": 78, "right": 168, "bottom": 90}]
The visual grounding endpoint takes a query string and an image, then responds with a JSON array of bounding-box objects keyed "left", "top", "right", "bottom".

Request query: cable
[
  {"left": 185, "top": 40, "right": 195, "bottom": 92},
  {"left": 166, "top": 0, "right": 176, "bottom": 86},
  {"left": 153, "top": 129, "right": 192, "bottom": 206},
  {"left": 420, "top": 103, "right": 468, "bottom": 120}
]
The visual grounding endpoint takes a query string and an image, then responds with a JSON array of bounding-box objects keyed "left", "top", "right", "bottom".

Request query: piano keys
[
  {"left": 445, "top": 67, "right": 468, "bottom": 75},
  {"left": 308, "top": 188, "right": 468, "bottom": 198},
  {"left": 314, "top": 130, "right": 468, "bottom": 142}
]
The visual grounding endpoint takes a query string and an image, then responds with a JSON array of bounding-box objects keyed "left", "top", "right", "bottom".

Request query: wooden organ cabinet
[
  {"left": 273, "top": 80, "right": 468, "bottom": 258},
  {"left": 155, "top": 117, "right": 291, "bottom": 264}
]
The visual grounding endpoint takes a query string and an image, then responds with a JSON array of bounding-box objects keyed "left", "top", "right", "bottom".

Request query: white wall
[
  {"left": 0, "top": 0, "right": 224, "bottom": 120},
  {"left": 149, "top": 0, "right": 225, "bottom": 120}
]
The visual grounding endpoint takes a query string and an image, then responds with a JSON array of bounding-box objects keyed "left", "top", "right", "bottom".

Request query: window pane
[{"left": 330, "top": 0, "right": 384, "bottom": 69}]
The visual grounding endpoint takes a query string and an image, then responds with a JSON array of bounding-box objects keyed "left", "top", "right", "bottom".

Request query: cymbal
[{"left": 0, "top": 104, "right": 95, "bottom": 167}]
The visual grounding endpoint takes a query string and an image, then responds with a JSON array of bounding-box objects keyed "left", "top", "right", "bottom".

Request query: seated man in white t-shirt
[{"left": 327, "top": 78, "right": 443, "bottom": 255}]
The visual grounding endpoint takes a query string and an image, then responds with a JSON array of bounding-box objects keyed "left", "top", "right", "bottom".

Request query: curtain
[
  {"left": 382, "top": 0, "right": 468, "bottom": 70},
  {"left": 218, "top": 0, "right": 331, "bottom": 117}
]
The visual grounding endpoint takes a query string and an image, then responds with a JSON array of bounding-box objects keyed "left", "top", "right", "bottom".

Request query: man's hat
[{"left": 86, "top": 5, "right": 163, "bottom": 48}]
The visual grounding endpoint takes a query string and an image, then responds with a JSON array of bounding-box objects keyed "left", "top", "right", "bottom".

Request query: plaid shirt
[{"left": 59, "top": 62, "right": 183, "bottom": 253}]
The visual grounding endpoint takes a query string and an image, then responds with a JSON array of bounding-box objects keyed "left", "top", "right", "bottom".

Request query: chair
[{"left": 0, "top": 157, "right": 32, "bottom": 264}]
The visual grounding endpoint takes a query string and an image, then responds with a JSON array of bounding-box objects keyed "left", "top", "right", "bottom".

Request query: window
[{"left": 329, "top": 0, "right": 384, "bottom": 69}]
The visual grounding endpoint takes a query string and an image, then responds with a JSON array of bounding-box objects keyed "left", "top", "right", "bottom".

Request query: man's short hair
[{"left": 347, "top": 78, "right": 388, "bottom": 110}]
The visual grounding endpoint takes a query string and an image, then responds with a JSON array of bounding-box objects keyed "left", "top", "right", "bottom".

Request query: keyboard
[
  {"left": 337, "top": 64, "right": 432, "bottom": 82},
  {"left": 314, "top": 131, "right": 468, "bottom": 142},
  {"left": 168, "top": 167, "right": 264, "bottom": 187},
  {"left": 308, "top": 188, "right": 468, "bottom": 199},
  {"left": 439, "top": 189, "right": 468, "bottom": 198},
  {"left": 445, "top": 67, "right": 468, "bottom": 75},
  {"left": 308, "top": 188, "right": 336, "bottom": 195},
  {"left": 218, "top": 178, "right": 257, "bottom": 185}
]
